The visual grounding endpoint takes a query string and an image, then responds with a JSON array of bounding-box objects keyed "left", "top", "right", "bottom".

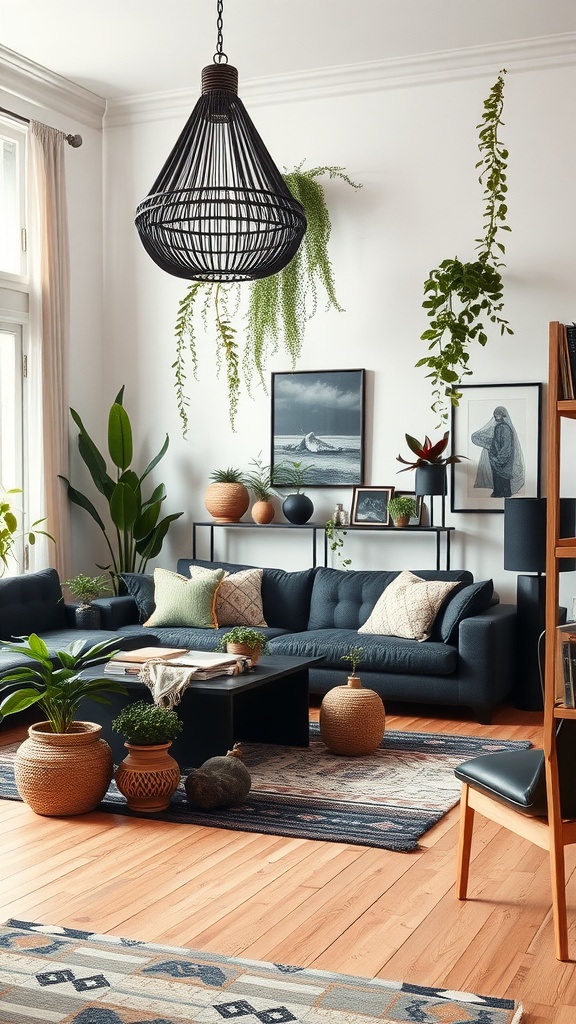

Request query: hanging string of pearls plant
[{"left": 174, "top": 164, "right": 361, "bottom": 434}]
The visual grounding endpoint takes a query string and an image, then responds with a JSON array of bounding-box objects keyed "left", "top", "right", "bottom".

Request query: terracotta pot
[
  {"left": 319, "top": 676, "right": 386, "bottom": 756},
  {"left": 115, "top": 742, "right": 181, "bottom": 812},
  {"left": 14, "top": 721, "right": 113, "bottom": 816},
  {"left": 251, "top": 500, "right": 275, "bottom": 524},
  {"left": 226, "top": 641, "right": 262, "bottom": 665},
  {"left": 392, "top": 515, "right": 410, "bottom": 528},
  {"left": 204, "top": 482, "right": 250, "bottom": 523}
]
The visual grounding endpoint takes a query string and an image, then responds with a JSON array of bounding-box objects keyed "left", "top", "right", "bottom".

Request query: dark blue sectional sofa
[{"left": 90, "top": 557, "right": 517, "bottom": 724}]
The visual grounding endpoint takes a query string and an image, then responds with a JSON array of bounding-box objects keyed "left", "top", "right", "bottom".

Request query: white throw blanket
[{"left": 140, "top": 660, "right": 198, "bottom": 708}]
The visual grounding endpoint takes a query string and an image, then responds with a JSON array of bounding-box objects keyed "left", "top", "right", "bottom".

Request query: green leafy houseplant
[
  {"left": 342, "top": 646, "right": 362, "bottom": 677},
  {"left": 396, "top": 432, "right": 465, "bottom": 472},
  {"left": 244, "top": 456, "right": 278, "bottom": 502},
  {"left": 273, "top": 460, "right": 315, "bottom": 494},
  {"left": 387, "top": 495, "right": 417, "bottom": 524},
  {"left": 0, "top": 634, "right": 127, "bottom": 734},
  {"left": 215, "top": 627, "right": 271, "bottom": 656},
  {"left": 63, "top": 573, "right": 110, "bottom": 608},
  {"left": 60, "top": 387, "right": 184, "bottom": 591},
  {"left": 210, "top": 467, "right": 246, "bottom": 484},
  {"left": 174, "top": 165, "right": 361, "bottom": 433},
  {"left": 417, "top": 70, "right": 512, "bottom": 423},
  {"left": 0, "top": 487, "right": 54, "bottom": 575},
  {"left": 112, "top": 701, "right": 183, "bottom": 746}
]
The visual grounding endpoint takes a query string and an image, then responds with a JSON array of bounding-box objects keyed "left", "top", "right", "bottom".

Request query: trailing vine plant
[
  {"left": 417, "top": 69, "right": 512, "bottom": 423},
  {"left": 174, "top": 165, "right": 361, "bottom": 434}
]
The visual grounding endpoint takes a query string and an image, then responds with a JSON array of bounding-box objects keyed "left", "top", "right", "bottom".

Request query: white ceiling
[{"left": 1, "top": 0, "right": 575, "bottom": 101}]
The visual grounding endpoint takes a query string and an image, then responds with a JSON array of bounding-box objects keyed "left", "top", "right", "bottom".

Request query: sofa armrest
[
  {"left": 91, "top": 596, "right": 140, "bottom": 630},
  {"left": 455, "top": 604, "right": 517, "bottom": 720}
]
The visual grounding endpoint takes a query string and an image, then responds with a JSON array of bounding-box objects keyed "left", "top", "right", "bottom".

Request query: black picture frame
[
  {"left": 351, "top": 486, "right": 393, "bottom": 526},
  {"left": 271, "top": 369, "right": 365, "bottom": 487},
  {"left": 450, "top": 382, "right": 542, "bottom": 513}
]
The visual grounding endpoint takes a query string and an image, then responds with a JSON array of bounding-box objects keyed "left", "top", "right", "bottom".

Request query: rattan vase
[
  {"left": 14, "top": 721, "right": 113, "bottom": 816},
  {"left": 319, "top": 677, "right": 386, "bottom": 756},
  {"left": 204, "top": 482, "right": 250, "bottom": 523},
  {"left": 115, "top": 742, "right": 181, "bottom": 812},
  {"left": 226, "top": 642, "right": 262, "bottom": 664}
]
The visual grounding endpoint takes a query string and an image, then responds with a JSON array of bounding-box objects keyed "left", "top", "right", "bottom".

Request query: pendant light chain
[{"left": 214, "top": 0, "right": 228, "bottom": 64}]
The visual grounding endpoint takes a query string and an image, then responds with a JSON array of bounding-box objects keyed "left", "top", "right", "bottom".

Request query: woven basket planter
[
  {"left": 15, "top": 721, "right": 113, "bottom": 816},
  {"left": 226, "top": 641, "right": 262, "bottom": 664},
  {"left": 204, "top": 482, "right": 250, "bottom": 523},
  {"left": 319, "top": 677, "right": 386, "bottom": 756},
  {"left": 115, "top": 742, "right": 181, "bottom": 812}
]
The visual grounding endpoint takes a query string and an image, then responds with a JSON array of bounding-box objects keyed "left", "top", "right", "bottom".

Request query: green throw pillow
[{"left": 144, "top": 567, "right": 225, "bottom": 629}]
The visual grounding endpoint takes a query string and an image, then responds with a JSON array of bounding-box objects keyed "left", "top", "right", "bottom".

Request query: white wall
[{"left": 101, "top": 46, "right": 576, "bottom": 606}]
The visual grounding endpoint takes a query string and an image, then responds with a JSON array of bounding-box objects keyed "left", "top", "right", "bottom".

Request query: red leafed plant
[{"left": 396, "top": 431, "right": 466, "bottom": 472}]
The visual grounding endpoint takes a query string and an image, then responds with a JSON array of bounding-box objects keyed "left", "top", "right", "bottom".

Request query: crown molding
[
  {"left": 104, "top": 31, "right": 576, "bottom": 129},
  {"left": 0, "top": 45, "right": 105, "bottom": 130}
]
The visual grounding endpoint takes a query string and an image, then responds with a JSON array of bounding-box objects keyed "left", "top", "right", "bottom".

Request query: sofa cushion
[
  {"left": 268, "top": 629, "right": 458, "bottom": 676},
  {"left": 117, "top": 623, "right": 288, "bottom": 651},
  {"left": 189, "top": 565, "right": 267, "bottom": 627},
  {"left": 307, "top": 567, "right": 472, "bottom": 631},
  {"left": 177, "top": 559, "right": 316, "bottom": 632},
  {"left": 144, "top": 568, "right": 225, "bottom": 629},
  {"left": 121, "top": 573, "right": 155, "bottom": 623},
  {"left": 0, "top": 568, "right": 67, "bottom": 640},
  {"left": 358, "top": 571, "right": 460, "bottom": 642},
  {"left": 432, "top": 579, "right": 495, "bottom": 644}
]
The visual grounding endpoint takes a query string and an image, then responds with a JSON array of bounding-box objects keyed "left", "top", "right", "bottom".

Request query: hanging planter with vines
[{"left": 174, "top": 165, "right": 361, "bottom": 434}]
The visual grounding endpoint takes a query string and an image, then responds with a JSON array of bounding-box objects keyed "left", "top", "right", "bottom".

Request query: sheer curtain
[{"left": 26, "top": 120, "right": 71, "bottom": 579}]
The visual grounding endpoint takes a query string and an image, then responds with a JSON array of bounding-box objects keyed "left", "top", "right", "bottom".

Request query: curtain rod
[{"left": 0, "top": 105, "right": 83, "bottom": 147}]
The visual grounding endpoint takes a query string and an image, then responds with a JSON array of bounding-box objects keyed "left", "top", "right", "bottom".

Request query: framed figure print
[
  {"left": 450, "top": 382, "right": 542, "bottom": 513},
  {"left": 351, "top": 486, "right": 393, "bottom": 526},
  {"left": 271, "top": 369, "right": 365, "bottom": 487}
]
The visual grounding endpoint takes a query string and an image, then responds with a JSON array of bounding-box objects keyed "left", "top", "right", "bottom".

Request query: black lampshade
[
  {"left": 135, "top": 62, "right": 307, "bottom": 282},
  {"left": 504, "top": 497, "right": 576, "bottom": 572}
]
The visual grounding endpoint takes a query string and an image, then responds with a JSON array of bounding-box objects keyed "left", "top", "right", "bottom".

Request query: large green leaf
[
  {"left": 133, "top": 500, "right": 161, "bottom": 541},
  {"left": 135, "top": 512, "right": 183, "bottom": 560},
  {"left": 140, "top": 435, "right": 169, "bottom": 483},
  {"left": 0, "top": 689, "right": 43, "bottom": 718},
  {"left": 109, "top": 481, "right": 139, "bottom": 531},
  {"left": 70, "top": 407, "right": 113, "bottom": 498},
  {"left": 59, "top": 478, "right": 107, "bottom": 533},
  {"left": 108, "top": 403, "right": 133, "bottom": 471}
]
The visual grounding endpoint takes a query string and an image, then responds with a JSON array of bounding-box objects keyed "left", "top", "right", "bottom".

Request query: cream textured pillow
[
  {"left": 144, "top": 567, "right": 225, "bottom": 629},
  {"left": 358, "top": 571, "right": 459, "bottom": 642},
  {"left": 189, "top": 565, "right": 267, "bottom": 627}
]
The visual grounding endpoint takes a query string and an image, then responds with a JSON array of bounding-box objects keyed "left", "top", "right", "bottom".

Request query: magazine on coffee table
[{"left": 105, "top": 649, "right": 251, "bottom": 678}]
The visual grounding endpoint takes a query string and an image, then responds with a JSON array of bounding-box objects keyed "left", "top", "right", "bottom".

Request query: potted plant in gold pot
[
  {"left": 112, "top": 701, "right": 183, "bottom": 812},
  {"left": 0, "top": 634, "right": 126, "bottom": 816}
]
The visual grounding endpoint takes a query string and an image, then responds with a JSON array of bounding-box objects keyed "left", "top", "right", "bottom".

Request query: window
[{"left": 0, "top": 123, "right": 26, "bottom": 278}]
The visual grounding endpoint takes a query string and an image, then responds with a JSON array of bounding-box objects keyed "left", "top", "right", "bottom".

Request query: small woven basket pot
[
  {"left": 204, "top": 482, "right": 250, "bottom": 523},
  {"left": 319, "top": 677, "right": 386, "bottom": 756},
  {"left": 15, "top": 721, "right": 113, "bottom": 816},
  {"left": 115, "top": 743, "right": 181, "bottom": 812},
  {"left": 227, "top": 641, "right": 262, "bottom": 664}
]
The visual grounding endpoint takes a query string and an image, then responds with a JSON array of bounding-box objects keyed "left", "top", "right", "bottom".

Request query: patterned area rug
[
  {"left": 0, "top": 725, "right": 530, "bottom": 853},
  {"left": 0, "top": 920, "right": 523, "bottom": 1024}
]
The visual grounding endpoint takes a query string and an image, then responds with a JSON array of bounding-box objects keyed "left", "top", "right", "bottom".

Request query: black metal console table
[{"left": 192, "top": 521, "right": 455, "bottom": 571}]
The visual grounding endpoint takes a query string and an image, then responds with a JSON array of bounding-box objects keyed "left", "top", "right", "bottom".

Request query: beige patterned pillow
[
  {"left": 358, "top": 571, "right": 459, "bottom": 642},
  {"left": 189, "top": 566, "right": 267, "bottom": 627}
]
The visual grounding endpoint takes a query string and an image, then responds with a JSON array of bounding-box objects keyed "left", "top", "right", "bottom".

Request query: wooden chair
[{"left": 455, "top": 719, "right": 576, "bottom": 960}]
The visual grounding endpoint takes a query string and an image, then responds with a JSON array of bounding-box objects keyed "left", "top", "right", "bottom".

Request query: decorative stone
[
  {"left": 185, "top": 744, "right": 252, "bottom": 810},
  {"left": 319, "top": 677, "right": 386, "bottom": 756}
]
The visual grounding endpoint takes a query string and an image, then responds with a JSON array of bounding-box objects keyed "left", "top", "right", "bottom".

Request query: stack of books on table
[{"left": 105, "top": 647, "right": 252, "bottom": 679}]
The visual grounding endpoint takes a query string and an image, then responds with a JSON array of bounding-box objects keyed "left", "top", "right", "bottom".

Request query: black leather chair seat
[{"left": 455, "top": 749, "right": 546, "bottom": 815}]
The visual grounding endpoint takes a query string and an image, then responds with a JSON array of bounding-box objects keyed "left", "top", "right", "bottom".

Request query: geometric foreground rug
[
  {"left": 0, "top": 920, "right": 523, "bottom": 1024},
  {"left": 0, "top": 726, "right": 531, "bottom": 853}
]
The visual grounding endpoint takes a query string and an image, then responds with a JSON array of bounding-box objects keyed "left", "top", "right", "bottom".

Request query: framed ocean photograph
[
  {"left": 271, "top": 369, "right": 365, "bottom": 487},
  {"left": 450, "top": 382, "right": 542, "bottom": 512}
]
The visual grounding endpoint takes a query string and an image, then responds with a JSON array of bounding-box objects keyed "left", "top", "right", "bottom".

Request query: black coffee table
[{"left": 78, "top": 654, "right": 322, "bottom": 768}]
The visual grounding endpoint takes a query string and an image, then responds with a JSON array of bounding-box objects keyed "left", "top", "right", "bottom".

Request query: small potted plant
[
  {"left": 387, "top": 495, "right": 418, "bottom": 528},
  {"left": 319, "top": 646, "right": 386, "bottom": 756},
  {"left": 204, "top": 467, "right": 250, "bottom": 523},
  {"left": 396, "top": 431, "right": 466, "bottom": 496},
  {"left": 273, "top": 460, "right": 315, "bottom": 524},
  {"left": 63, "top": 572, "right": 110, "bottom": 629},
  {"left": 244, "top": 455, "right": 278, "bottom": 524},
  {"left": 215, "top": 626, "right": 270, "bottom": 665},
  {"left": 112, "top": 701, "right": 183, "bottom": 812},
  {"left": 0, "top": 633, "right": 126, "bottom": 816}
]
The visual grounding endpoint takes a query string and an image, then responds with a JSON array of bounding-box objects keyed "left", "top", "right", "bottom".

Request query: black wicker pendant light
[{"left": 135, "top": 0, "right": 307, "bottom": 282}]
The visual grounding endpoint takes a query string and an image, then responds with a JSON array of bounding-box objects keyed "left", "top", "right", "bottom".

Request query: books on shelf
[
  {"left": 559, "top": 322, "right": 576, "bottom": 399},
  {"left": 561, "top": 632, "right": 576, "bottom": 708}
]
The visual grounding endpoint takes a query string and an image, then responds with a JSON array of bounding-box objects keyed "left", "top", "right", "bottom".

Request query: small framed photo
[
  {"left": 394, "top": 491, "right": 424, "bottom": 526},
  {"left": 351, "top": 486, "right": 393, "bottom": 526},
  {"left": 450, "top": 382, "right": 542, "bottom": 513}
]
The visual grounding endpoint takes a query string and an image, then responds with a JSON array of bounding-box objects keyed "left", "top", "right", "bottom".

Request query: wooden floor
[{"left": 1, "top": 701, "right": 575, "bottom": 1023}]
